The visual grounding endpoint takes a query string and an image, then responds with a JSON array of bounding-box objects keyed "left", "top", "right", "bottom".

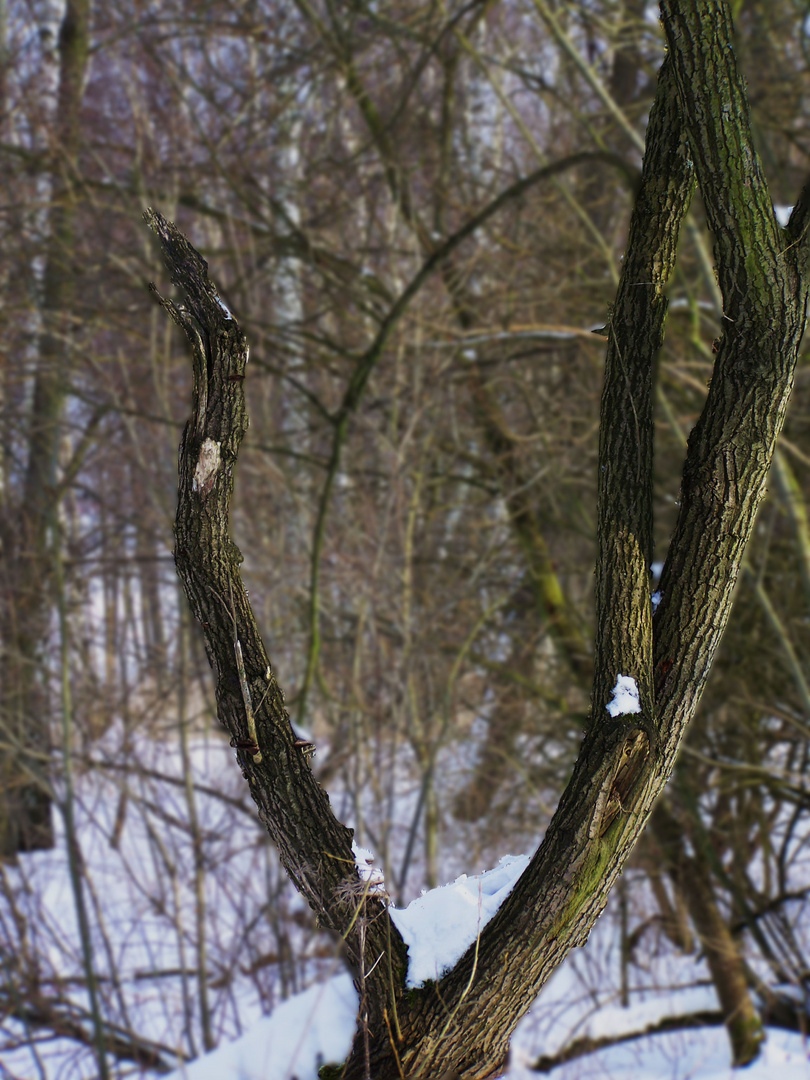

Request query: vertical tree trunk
[
  {"left": 0, "top": 0, "right": 90, "bottom": 856},
  {"left": 652, "top": 801, "right": 764, "bottom": 1064}
]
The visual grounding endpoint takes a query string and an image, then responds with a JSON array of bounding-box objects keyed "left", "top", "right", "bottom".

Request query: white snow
[
  {"left": 352, "top": 842, "right": 386, "bottom": 895},
  {"left": 164, "top": 852, "right": 532, "bottom": 1076},
  {"left": 4, "top": 750, "right": 808, "bottom": 1080},
  {"left": 161, "top": 926, "right": 810, "bottom": 1080},
  {"left": 511, "top": 1026, "right": 809, "bottom": 1080},
  {"left": 164, "top": 974, "right": 357, "bottom": 1080},
  {"left": 163, "top": 977, "right": 810, "bottom": 1080},
  {"left": 774, "top": 204, "right": 794, "bottom": 227},
  {"left": 2, "top": 715, "right": 807, "bottom": 1080},
  {"left": 389, "top": 854, "right": 530, "bottom": 988},
  {"left": 606, "top": 674, "right": 641, "bottom": 717}
]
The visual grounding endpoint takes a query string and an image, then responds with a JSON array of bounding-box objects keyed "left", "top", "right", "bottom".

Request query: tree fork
[{"left": 147, "top": 0, "right": 810, "bottom": 1066}]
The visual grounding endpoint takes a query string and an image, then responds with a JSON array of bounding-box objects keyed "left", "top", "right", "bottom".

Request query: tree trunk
[
  {"left": 147, "top": 0, "right": 810, "bottom": 1073},
  {"left": 0, "top": 0, "right": 91, "bottom": 857},
  {"left": 652, "top": 801, "right": 764, "bottom": 1064}
]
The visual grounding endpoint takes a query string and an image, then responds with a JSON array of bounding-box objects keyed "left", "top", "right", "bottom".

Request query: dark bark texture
[{"left": 149, "top": 1, "right": 810, "bottom": 1075}]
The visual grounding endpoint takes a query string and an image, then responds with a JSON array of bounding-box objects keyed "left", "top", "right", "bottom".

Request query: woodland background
[{"left": 0, "top": 0, "right": 809, "bottom": 1075}]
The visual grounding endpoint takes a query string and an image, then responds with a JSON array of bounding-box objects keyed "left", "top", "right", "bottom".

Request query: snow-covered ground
[
  {"left": 163, "top": 859, "right": 810, "bottom": 1080},
  {"left": 163, "top": 984, "right": 809, "bottom": 1080},
  {"left": 1, "top": 723, "right": 808, "bottom": 1080}
]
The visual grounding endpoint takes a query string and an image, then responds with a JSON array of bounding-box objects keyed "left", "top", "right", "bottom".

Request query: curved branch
[
  {"left": 532, "top": 1009, "right": 725, "bottom": 1074},
  {"left": 144, "top": 210, "right": 407, "bottom": 1000},
  {"left": 653, "top": 0, "right": 810, "bottom": 730}
]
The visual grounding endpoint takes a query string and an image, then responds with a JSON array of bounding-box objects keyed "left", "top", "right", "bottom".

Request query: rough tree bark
[{"left": 147, "top": 1, "right": 810, "bottom": 1075}]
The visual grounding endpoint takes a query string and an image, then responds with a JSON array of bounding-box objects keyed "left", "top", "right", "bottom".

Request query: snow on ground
[
  {"left": 162, "top": 899, "right": 810, "bottom": 1080},
  {"left": 0, "top": 723, "right": 338, "bottom": 1078},
  {"left": 2, "top": 725, "right": 808, "bottom": 1080},
  {"left": 513, "top": 1026, "right": 809, "bottom": 1080},
  {"left": 164, "top": 964, "right": 810, "bottom": 1080},
  {"left": 162, "top": 852, "right": 535, "bottom": 1076},
  {"left": 165, "top": 975, "right": 357, "bottom": 1080},
  {"left": 164, "top": 850, "right": 809, "bottom": 1080}
]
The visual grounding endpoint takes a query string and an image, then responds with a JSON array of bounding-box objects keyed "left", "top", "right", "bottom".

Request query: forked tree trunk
[{"left": 147, "top": 1, "right": 810, "bottom": 1075}]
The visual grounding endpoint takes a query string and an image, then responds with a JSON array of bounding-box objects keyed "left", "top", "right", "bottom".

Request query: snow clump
[
  {"left": 606, "top": 674, "right": 641, "bottom": 717},
  {"left": 390, "top": 854, "right": 530, "bottom": 988}
]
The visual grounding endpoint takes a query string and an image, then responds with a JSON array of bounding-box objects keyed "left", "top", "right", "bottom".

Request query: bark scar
[
  {"left": 596, "top": 725, "right": 653, "bottom": 838},
  {"left": 192, "top": 438, "right": 221, "bottom": 496}
]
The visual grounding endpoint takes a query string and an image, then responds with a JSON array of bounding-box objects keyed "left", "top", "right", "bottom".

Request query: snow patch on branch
[
  {"left": 390, "top": 854, "right": 529, "bottom": 988},
  {"left": 352, "top": 842, "right": 386, "bottom": 895},
  {"left": 606, "top": 675, "right": 641, "bottom": 718}
]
